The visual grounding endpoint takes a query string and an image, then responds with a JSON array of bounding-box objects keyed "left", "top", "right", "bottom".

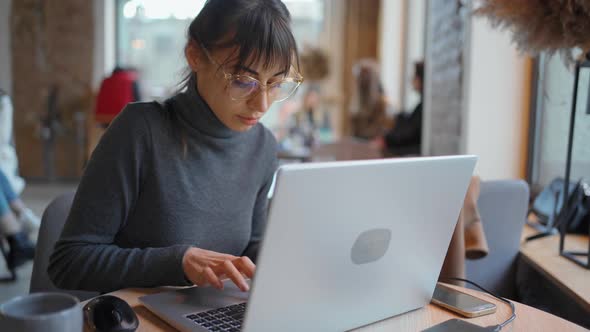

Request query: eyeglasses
[{"left": 200, "top": 44, "right": 303, "bottom": 103}]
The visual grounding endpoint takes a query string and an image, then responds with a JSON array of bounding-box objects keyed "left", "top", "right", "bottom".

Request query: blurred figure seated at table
[
  {"left": 94, "top": 67, "right": 141, "bottom": 128},
  {"left": 0, "top": 90, "right": 25, "bottom": 195},
  {"left": 349, "top": 59, "right": 391, "bottom": 140},
  {"left": 0, "top": 91, "right": 39, "bottom": 274},
  {"left": 0, "top": 168, "right": 39, "bottom": 272},
  {"left": 371, "top": 61, "right": 423, "bottom": 157},
  {"left": 277, "top": 46, "right": 333, "bottom": 154}
]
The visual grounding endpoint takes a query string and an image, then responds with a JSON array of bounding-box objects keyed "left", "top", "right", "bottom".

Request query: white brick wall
[{"left": 424, "top": 0, "right": 466, "bottom": 156}]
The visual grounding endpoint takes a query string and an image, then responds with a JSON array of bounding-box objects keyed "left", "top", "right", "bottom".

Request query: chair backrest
[
  {"left": 310, "top": 137, "right": 381, "bottom": 162},
  {"left": 465, "top": 180, "right": 529, "bottom": 299},
  {"left": 29, "top": 192, "right": 97, "bottom": 300}
]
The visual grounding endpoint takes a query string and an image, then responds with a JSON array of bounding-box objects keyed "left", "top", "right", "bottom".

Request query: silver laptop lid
[{"left": 243, "top": 155, "right": 477, "bottom": 332}]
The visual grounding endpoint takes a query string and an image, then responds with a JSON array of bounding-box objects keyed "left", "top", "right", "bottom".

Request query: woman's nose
[{"left": 248, "top": 89, "right": 270, "bottom": 113}]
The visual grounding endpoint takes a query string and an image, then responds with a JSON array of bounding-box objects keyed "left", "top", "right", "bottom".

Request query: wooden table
[
  {"left": 85, "top": 283, "right": 585, "bottom": 331},
  {"left": 520, "top": 225, "right": 590, "bottom": 313}
]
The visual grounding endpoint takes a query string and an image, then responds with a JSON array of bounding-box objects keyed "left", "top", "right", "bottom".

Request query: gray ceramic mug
[{"left": 0, "top": 292, "right": 83, "bottom": 332}]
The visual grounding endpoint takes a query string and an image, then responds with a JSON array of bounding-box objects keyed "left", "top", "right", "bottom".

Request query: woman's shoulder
[
  {"left": 118, "top": 101, "right": 168, "bottom": 122},
  {"left": 110, "top": 101, "right": 172, "bottom": 133}
]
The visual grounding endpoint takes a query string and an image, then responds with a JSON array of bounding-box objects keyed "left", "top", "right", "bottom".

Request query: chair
[
  {"left": 29, "top": 192, "right": 97, "bottom": 301},
  {"left": 309, "top": 137, "right": 381, "bottom": 162},
  {"left": 465, "top": 180, "right": 529, "bottom": 299}
]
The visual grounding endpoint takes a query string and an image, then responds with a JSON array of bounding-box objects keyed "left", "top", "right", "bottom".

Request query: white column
[
  {"left": 378, "top": 0, "right": 405, "bottom": 113},
  {"left": 93, "top": 0, "right": 116, "bottom": 90},
  {"left": 462, "top": 13, "right": 532, "bottom": 179}
]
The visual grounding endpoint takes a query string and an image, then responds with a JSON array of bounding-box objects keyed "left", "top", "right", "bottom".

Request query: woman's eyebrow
[{"left": 237, "top": 65, "right": 287, "bottom": 77}]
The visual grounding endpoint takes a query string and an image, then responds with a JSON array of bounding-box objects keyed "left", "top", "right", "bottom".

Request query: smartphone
[
  {"left": 422, "top": 319, "right": 492, "bottom": 332},
  {"left": 431, "top": 283, "right": 496, "bottom": 318}
]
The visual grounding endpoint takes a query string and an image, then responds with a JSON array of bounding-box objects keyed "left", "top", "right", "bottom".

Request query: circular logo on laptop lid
[{"left": 351, "top": 228, "right": 392, "bottom": 265}]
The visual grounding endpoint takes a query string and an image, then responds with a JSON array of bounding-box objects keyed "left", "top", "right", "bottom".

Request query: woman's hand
[{"left": 182, "top": 247, "right": 255, "bottom": 292}]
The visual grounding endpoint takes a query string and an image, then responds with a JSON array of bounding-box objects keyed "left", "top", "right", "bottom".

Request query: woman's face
[{"left": 186, "top": 43, "right": 288, "bottom": 132}]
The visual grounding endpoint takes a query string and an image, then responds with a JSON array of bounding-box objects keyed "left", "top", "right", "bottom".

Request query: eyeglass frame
[{"left": 199, "top": 43, "right": 304, "bottom": 102}]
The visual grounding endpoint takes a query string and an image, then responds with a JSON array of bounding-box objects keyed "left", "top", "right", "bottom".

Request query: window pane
[
  {"left": 283, "top": 0, "right": 325, "bottom": 47},
  {"left": 116, "top": 0, "right": 206, "bottom": 99},
  {"left": 533, "top": 54, "right": 590, "bottom": 187}
]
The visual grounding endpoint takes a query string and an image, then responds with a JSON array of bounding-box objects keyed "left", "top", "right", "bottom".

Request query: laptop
[{"left": 140, "top": 155, "right": 477, "bottom": 332}]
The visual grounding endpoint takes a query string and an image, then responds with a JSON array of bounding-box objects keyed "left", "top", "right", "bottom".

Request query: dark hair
[
  {"left": 170, "top": 0, "right": 299, "bottom": 156},
  {"left": 180, "top": 0, "right": 300, "bottom": 89},
  {"left": 414, "top": 61, "right": 424, "bottom": 81}
]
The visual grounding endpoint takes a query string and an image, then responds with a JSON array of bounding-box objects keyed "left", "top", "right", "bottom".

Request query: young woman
[
  {"left": 371, "top": 61, "right": 424, "bottom": 156},
  {"left": 49, "top": 0, "right": 303, "bottom": 293},
  {"left": 349, "top": 59, "right": 389, "bottom": 140}
]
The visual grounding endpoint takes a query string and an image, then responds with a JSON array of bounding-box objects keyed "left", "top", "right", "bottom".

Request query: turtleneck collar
[{"left": 171, "top": 75, "right": 240, "bottom": 139}]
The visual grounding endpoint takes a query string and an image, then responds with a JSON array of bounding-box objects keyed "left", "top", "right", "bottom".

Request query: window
[
  {"left": 283, "top": 0, "right": 325, "bottom": 48},
  {"left": 529, "top": 54, "right": 590, "bottom": 189}
]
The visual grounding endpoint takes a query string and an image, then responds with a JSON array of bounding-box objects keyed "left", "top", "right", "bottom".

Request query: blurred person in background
[
  {"left": 372, "top": 61, "right": 424, "bottom": 156},
  {"left": 0, "top": 90, "right": 25, "bottom": 194},
  {"left": 94, "top": 67, "right": 141, "bottom": 128},
  {"left": 0, "top": 168, "right": 38, "bottom": 270},
  {"left": 349, "top": 59, "right": 390, "bottom": 140},
  {"left": 0, "top": 90, "right": 40, "bottom": 228},
  {"left": 0, "top": 90, "right": 42, "bottom": 272}
]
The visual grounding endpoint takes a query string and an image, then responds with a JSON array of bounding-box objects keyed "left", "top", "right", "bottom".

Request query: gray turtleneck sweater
[{"left": 48, "top": 83, "right": 278, "bottom": 293}]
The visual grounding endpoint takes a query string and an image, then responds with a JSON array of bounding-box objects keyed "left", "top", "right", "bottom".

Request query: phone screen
[
  {"left": 432, "top": 285, "right": 494, "bottom": 312},
  {"left": 422, "top": 319, "right": 491, "bottom": 332}
]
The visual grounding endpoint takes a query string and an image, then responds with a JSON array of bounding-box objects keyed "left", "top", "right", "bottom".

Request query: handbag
[
  {"left": 561, "top": 180, "right": 590, "bottom": 234},
  {"left": 530, "top": 178, "right": 577, "bottom": 227}
]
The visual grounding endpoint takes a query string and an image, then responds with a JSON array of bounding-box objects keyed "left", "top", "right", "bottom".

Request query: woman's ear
[{"left": 185, "top": 42, "right": 202, "bottom": 73}]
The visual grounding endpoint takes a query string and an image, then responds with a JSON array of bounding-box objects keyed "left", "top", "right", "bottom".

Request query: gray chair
[
  {"left": 29, "top": 192, "right": 97, "bottom": 301},
  {"left": 465, "top": 180, "right": 529, "bottom": 299},
  {"left": 310, "top": 137, "right": 381, "bottom": 162}
]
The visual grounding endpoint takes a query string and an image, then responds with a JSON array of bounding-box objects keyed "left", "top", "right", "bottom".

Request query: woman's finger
[
  {"left": 234, "top": 256, "right": 256, "bottom": 279},
  {"left": 221, "top": 260, "right": 249, "bottom": 292},
  {"left": 204, "top": 266, "right": 223, "bottom": 290}
]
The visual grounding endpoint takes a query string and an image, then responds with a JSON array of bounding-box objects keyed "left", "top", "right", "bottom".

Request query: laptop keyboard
[{"left": 185, "top": 302, "right": 247, "bottom": 331}]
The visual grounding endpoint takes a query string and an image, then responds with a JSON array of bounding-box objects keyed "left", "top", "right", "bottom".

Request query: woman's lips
[{"left": 237, "top": 115, "right": 259, "bottom": 126}]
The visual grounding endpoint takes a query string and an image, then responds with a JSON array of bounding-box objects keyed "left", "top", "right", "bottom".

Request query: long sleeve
[
  {"left": 48, "top": 106, "right": 191, "bottom": 293},
  {"left": 242, "top": 158, "right": 277, "bottom": 263}
]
